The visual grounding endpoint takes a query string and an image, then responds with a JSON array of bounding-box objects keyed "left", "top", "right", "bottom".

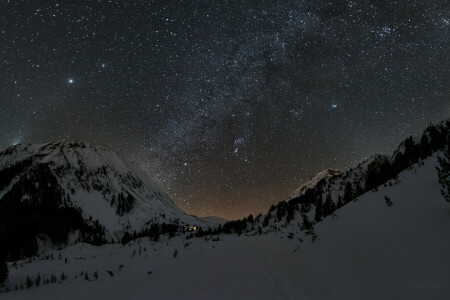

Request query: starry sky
[{"left": 1, "top": 0, "right": 449, "bottom": 219}]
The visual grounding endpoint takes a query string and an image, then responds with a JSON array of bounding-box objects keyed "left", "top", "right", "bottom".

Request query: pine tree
[
  {"left": 384, "top": 196, "right": 393, "bottom": 207},
  {"left": 323, "top": 195, "right": 334, "bottom": 217},
  {"left": 343, "top": 182, "right": 353, "bottom": 203},
  {"left": 437, "top": 146, "right": 450, "bottom": 202},
  {"left": 247, "top": 214, "right": 254, "bottom": 224},
  {"left": 50, "top": 274, "right": 57, "bottom": 284},
  {"left": 336, "top": 196, "right": 343, "bottom": 208},
  {"left": 121, "top": 232, "right": 132, "bottom": 245},
  {"left": 196, "top": 227, "right": 204, "bottom": 237},
  {"left": 301, "top": 214, "right": 313, "bottom": 232},
  {"left": 314, "top": 197, "right": 323, "bottom": 222},
  {"left": 355, "top": 184, "right": 363, "bottom": 198},
  {"left": 420, "top": 134, "right": 432, "bottom": 158},
  {"left": 26, "top": 276, "right": 33, "bottom": 289},
  {"left": 149, "top": 224, "right": 160, "bottom": 242},
  {"left": 262, "top": 213, "right": 270, "bottom": 227},
  {"left": 286, "top": 204, "right": 295, "bottom": 223},
  {"left": 35, "top": 273, "right": 41, "bottom": 286}
]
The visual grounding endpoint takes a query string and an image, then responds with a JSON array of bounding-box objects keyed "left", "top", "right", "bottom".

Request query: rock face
[
  {"left": 288, "top": 168, "right": 342, "bottom": 200},
  {"left": 0, "top": 140, "right": 205, "bottom": 258}
]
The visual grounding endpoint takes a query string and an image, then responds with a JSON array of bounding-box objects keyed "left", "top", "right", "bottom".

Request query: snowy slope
[
  {"left": 286, "top": 153, "right": 450, "bottom": 299},
  {"left": 284, "top": 119, "right": 449, "bottom": 217},
  {"left": 0, "top": 140, "right": 207, "bottom": 240},
  {"left": 2, "top": 154, "right": 449, "bottom": 299},
  {"left": 247, "top": 154, "right": 392, "bottom": 235}
]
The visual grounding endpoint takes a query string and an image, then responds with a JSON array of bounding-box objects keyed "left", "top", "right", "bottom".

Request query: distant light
[
  {"left": 331, "top": 104, "right": 338, "bottom": 109},
  {"left": 68, "top": 78, "right": 74, "bottom": 84},
  {"left": 12, "top": 138, "right": 21, "bottom": 146}
]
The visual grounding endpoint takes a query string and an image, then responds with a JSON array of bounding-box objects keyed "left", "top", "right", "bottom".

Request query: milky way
[{"left": 1, "top": 1, "right": 449, "bottom": 219}]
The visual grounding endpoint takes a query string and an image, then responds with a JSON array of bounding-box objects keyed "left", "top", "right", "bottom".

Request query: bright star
[{"left": 68, "top": 78, "right": 74, "bottom": 84}]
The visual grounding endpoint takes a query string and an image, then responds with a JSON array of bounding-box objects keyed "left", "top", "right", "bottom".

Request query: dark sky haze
[{"left": 1, "top": 0, "right": 449, "bottom": 219}]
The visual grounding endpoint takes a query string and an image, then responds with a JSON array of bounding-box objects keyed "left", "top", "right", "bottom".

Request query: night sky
[{"left": 1, "top": 1, "right": 449, "bottom": 219}]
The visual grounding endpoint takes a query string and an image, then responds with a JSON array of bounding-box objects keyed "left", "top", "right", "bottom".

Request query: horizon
[
  {"left": 0, "top": 117, "right": 447, "bottom": 220},
  {"left": 1, "top": 1, "right": 449, "bottom": 220}
]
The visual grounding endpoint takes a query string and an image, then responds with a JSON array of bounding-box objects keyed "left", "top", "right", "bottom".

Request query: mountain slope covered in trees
[
  {"left": 216, "top": 120, "right": 449, "bottom": 236},
  {"left": 0, "top": 140, "right": 208, "bottom": 260}
]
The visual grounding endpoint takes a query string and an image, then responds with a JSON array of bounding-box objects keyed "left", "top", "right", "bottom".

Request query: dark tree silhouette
[
  {"left": 336, "top": 196, "right": 343, "bottom": 208},
  {"left": 247, "top": 214, "right": 254, "bottom": 224},
  {"left": 323, "top": 195, "right": 335, "bottom": 217},
  {"left": 300, "top": 214, "right": 314, "bottom": 232},
  {"left": 343, "top": 182, "right": 353, "bottom": 203},
  {"left": 437, "top": 147, "right": 450, "bottom": 202},
  {"left": 195, "top": 227, "right": 204, "bottom": 237},
  {"left": 26, "top": 276, "right": 33, "bottom": 289},
  {"left": 384, "top": 196, "right": 393, "bottom": 207},
  {"left": 420, "top": 134, "right": 432, "bottom": 159},
  {"left": 286, "top": 204, "right": 295, "bottom": 223},
  {"left": 314, "top": 197, "right": 323, "bottom": 222},
  {"left": 0, "top": 164, "right": 106, "bottom": 260}
]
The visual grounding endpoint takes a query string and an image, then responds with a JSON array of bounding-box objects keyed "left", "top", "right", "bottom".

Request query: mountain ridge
[
  {"left": 0, "top": 140, "right": 208, "bottom": 259},
  {"left": 216, "top": 119, "right": 449, "bottom": 236}
]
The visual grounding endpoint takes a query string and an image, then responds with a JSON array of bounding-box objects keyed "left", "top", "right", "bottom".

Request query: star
[{"left": 0, "top": 0, "right": 446, "bottom": 220}]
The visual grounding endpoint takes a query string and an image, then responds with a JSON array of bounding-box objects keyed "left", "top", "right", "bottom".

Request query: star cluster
[{"left": 1, "top": 1, "right": 449, "bottom": 219}]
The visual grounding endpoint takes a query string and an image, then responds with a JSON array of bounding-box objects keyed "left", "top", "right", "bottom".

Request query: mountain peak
[
  {"left": 288, "top": 168, "right": 342, "bottom": 200},
  {"left": 0, "top": 140, "right": 206, "bottom": 242}
]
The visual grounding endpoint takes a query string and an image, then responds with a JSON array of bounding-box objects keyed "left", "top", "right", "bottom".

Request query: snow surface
[{"left": 2, "top": 154, "right": 449, "bottom": 299}]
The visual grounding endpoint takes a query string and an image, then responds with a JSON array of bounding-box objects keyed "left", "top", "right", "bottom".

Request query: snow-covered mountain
[
  {"left": 3, "top": 151, "right": 449, "bottom": 299},
  {"left": 0, "top": 140, "right": 206, "bottom": 250},
  {"left": 219, "top": 120, "right": 449, "bottom": 235},
  {"left": 0, "top": 120, "right": 449, "bottom": 299}
]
